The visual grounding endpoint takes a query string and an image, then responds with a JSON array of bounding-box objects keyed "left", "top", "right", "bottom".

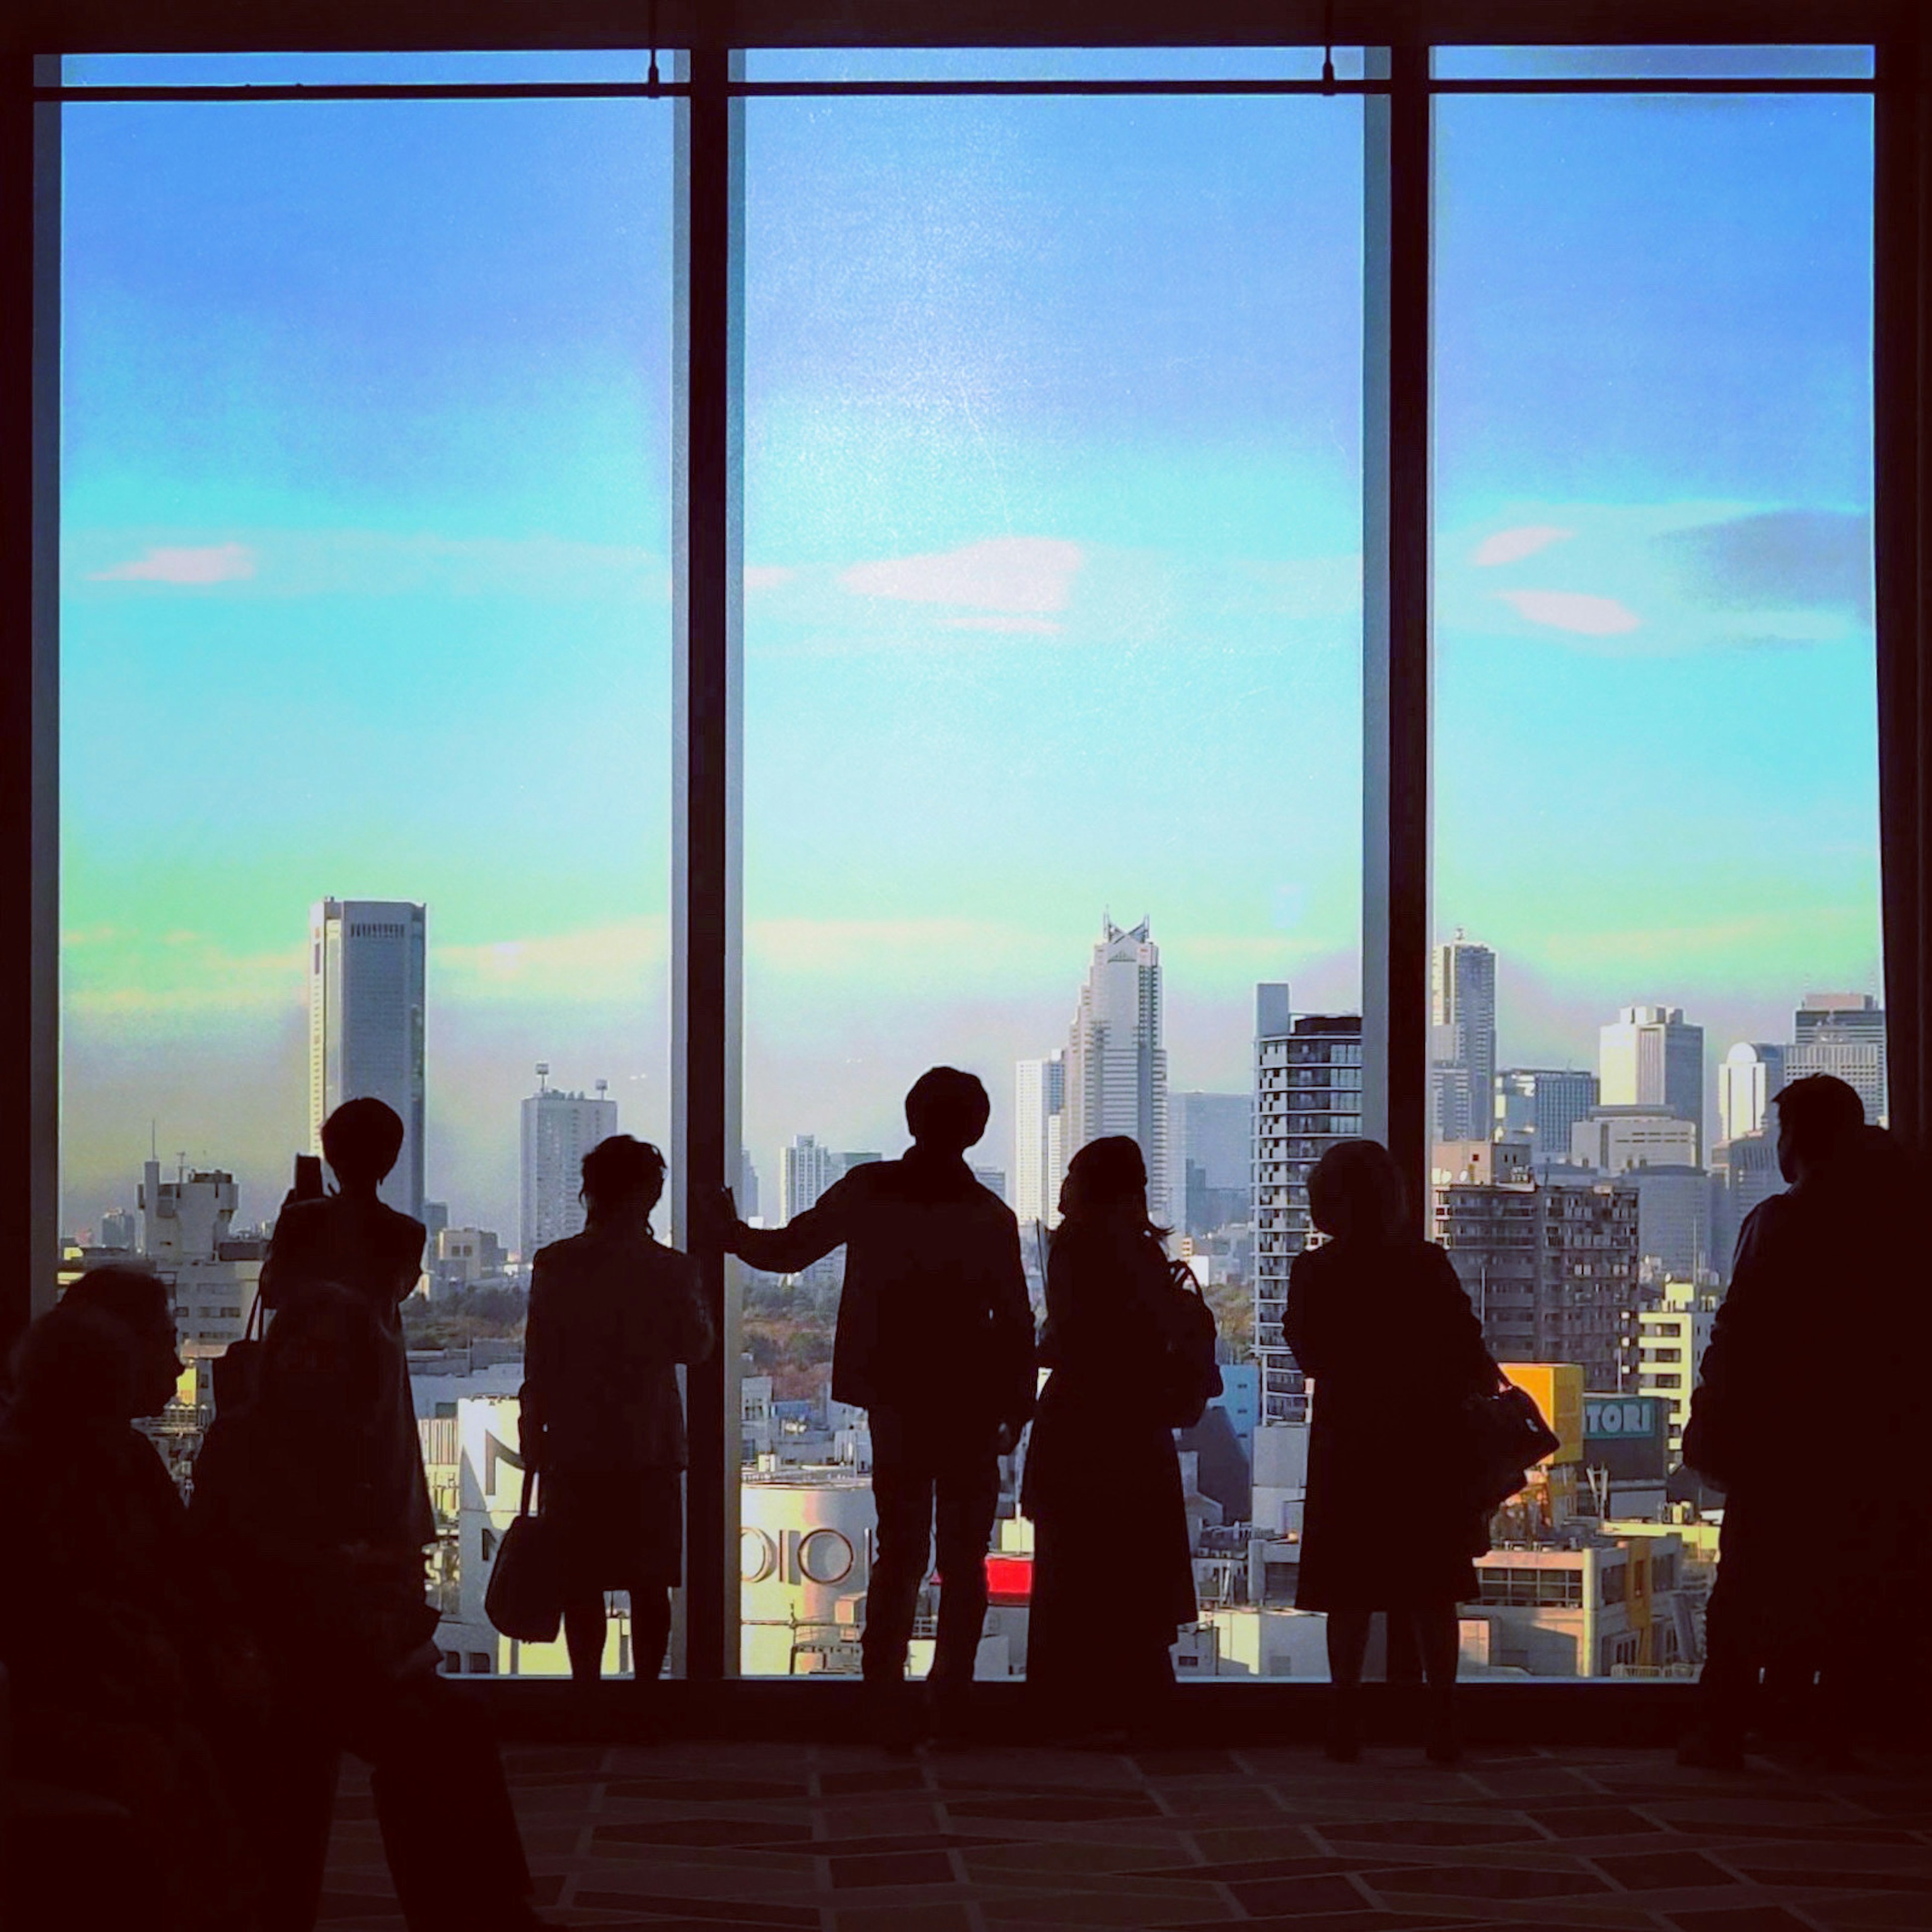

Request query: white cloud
[
  {"left": 1471, "top": 525, "right": 1575, "bottom": 568},
  {"left": 432, "top": 919, "right": 669, "bottom": 1006},
  {"left": 1498, "top": 588, "right": 1642, "bottom": 637},
  {"left": 744, "top": 565, "right": 796, "bottom": 591},
  {"left": 90, "top": 542, "right": 256, "bottom": 586},
  {"left": 840, "top": 536, "right": 1084, "bottom": 614}
]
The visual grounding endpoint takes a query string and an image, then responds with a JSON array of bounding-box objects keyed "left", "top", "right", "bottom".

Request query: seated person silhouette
[
  {"left": 262, "top": 1097, "right": 434, "bottom": 1552},
  {"left": 716, "top": 1068, "right": 1035, "bottom": 1748},
  {"left": 192, "top": 1282, "right": 545, "bottom": 1932},
  {"left": 1, "top": 1277, "right": 253, "bottom": 1928}
]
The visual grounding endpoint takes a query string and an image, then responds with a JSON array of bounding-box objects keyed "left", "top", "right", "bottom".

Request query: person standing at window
[
  {"left": 1022, "top": 1136, "right": 1198, "bottom": 1744},
  {"left": 521, "top": 1136, "right": 714, "bottom": 1705},
  {"left": 715, "top": 1068, "right": 1035, "bottom": 1750},
  {"left": 261, "top": 1097, "right": 434, "bottom": 1556},
  {"left": 1284, "top": 1139, "right": 1494, "bottom": 1764}
]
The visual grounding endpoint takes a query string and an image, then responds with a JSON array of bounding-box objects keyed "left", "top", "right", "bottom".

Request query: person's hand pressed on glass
[{"left": 697, "top": 1186, "right": 745, "bottom": 1255}]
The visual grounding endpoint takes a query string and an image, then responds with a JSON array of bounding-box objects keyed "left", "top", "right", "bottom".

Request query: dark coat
[
  {"left": 735, "top": 1149, "right": 1034, "bottom": 1426},
  {"left": 262, "top": 1192, "right": 434, "bottom": 1550},
  {"left": 1285, "top": 1236, "right": 1494, "bottom": 1612},
  {"left": 1023, "top": 1218, "right": 1197, "bottom": 1687}
]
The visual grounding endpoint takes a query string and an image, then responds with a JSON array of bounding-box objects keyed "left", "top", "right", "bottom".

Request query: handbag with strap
[
  {"left": 1158, "top": 1258, "right": 1225, "bottom": 1431},
  {"left": 1463, "top": 1364, "right": 1562, "bottom": 1515},
  {"left": 211, "top": 1287, "right": 267, "bottom": 1417},
  {"left": 485, "top": 1467, "right": 563, "bottom": 1644}
]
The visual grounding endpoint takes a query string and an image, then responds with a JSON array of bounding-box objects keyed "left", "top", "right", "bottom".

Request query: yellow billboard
[{"left": 1499, "top": 1362, "right": 1584, "bottom": 1466}]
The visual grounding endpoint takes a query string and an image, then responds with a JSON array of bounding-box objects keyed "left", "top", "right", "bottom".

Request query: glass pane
[
  {"left": 62, "top": 51, "right": 661, "bottom": 86},
  {"left": 745, "top": 46, "right": 1366, "bottom": 83},
  {"left": 1433, "top": 92, "right": 1876, "bottom": 1676},
  {"left": 1431, "top": 45, "right": 1874, "bottom": 82},
  {"left": 60, "top": 95, "right": 675, "bottom": 1677},
  {"left": 742, "top": 91, "right": 1363, "bottom": 1677}
]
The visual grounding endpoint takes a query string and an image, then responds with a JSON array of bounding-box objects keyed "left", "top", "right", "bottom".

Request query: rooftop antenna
[
  {"left": 150, "top": 1119, "right": 157, "bottom": 1161},
  {"left": 536, "top": 1062, "right": 549, "bottom": 1094},
  {"left": 595, "top": 1078, "right": 608, "bottom": 1099}
]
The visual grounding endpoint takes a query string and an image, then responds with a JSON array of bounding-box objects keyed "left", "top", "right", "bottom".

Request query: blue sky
[{"left": 58, "top": 63, "right": 1879, "bottom": 1237}]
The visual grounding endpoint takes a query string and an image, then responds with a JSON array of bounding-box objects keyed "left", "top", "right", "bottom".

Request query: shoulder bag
[
  {"left": 1463, "top": 1364, "right": 1561, "bottom": 1515},
  {"left": 485, "top": 1467, "right": 563, "bottom": 1644}
]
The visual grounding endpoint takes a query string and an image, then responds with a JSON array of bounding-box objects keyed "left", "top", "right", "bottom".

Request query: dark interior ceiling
[{"left": 12, "top": 0, "right": 1906, "bottom": 56}]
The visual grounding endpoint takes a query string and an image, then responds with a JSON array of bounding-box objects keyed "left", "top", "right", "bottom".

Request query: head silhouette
[
  {"left": 904, "top": 1067, "right": 990, "bottom": 1155},
  {"left": 320, "top": 1096, "right": 406, "bottom": 1190},
  {"left": 1308, "top": 1139, "right": 1408, "bottom": 1244},
  {"left": 63, "top": 1264, "right": 182, "bottom": 1418},
  {"left": 1772, "top": 1074, "right": 1865, "bottom": 1184},
  {"left": 6, "top": 1301, "right": 140, "bottom": 1434},
  {"left": 580, "top": 1135, "right": 668, "bottom": 1227},
  {"left": 260, "top": 1281, "right": 386, "bottom": 1420},
  {"left": 1059, "top": 1135, "right": 1153, "bottom": 1227}
]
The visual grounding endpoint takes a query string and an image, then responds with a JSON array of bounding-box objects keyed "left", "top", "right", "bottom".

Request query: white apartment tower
[
  {"left": 308, "top": 899, "right": 428, "bottom": 1218},
  {"left": 520, "top": 1066, "right": 618, "bottom": 1258},
  {"left": 1430, "top": 931, "right": 1497, "bottom": 1144},
  {"left": 780, "top": 1135, "right": 845, "bottom": 1223},
  {"left": 1599, "top": 1004, "right": 1705, "bottom": 1159},
  {"left": 1014, "top": 1053, "right": 1068, "bottom": 1229},
  {"left": 1064, "top": 916, "right": 1169, "bottom": 1223}
]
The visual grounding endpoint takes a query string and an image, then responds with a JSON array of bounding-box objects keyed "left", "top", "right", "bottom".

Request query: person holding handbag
[
  {"left": 1022, "top": 1136, "right": 1199, "bottom": 1743},
  {"left": 1284, "top": 1139, "right": 1495, "bottom": 1765},
  {"left": 520, "top": 1136, "right": 714, "bottom": 1708}
]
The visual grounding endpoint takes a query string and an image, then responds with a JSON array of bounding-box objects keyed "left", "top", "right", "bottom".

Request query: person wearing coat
[
  {"left": 1284, "top": 1139, "right": 1495, "bottom": 1764},
  {"left": 1023, "top": 1136, "right": 1198, "bottom": 1742},
  {"left": 521, "top": 1135, "right": 715, "bottom": 1698}
]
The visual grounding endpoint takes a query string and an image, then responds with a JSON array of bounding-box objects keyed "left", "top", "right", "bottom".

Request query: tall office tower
[
  {"left": 1429, "top": 931, "right": 1497, "bottom": 1143},
  {"left": 1434, "top": 1171, "right": 1642, "bottom": 1390},
  {"left": 1709, "top": 1132, "right": 1782, "bottom": 1281},
  {"left": 1252, "top": 986, "right": 1362, "bottom": 1423},
  {"left": 1718, "top": 1042, "right": 1785, "bottom": 1146},
  {"left": 1064, "top": 916, "right": 1170, "bottom": 1222},
  {"left": 738, "top": 1150, "right": 761, "bottom": 1224},
  {"left": 1014, "top": 1054, "right": 1068, "bottom": 1228},
  {"left": 519, "top": 1067, "right": 618, "bottom": 1257},
  {"left": 1495, "top": 1068, "right": 1600, "bottom": 1167},
  {"left": 1786, "top": 992, "right": 1887, "bottom": 1124},
  {"left": 308, "top": 899, "right": 428, "bottom": 1218},
  {"left": 779, "top": 1135, "right": 844, "bottom": 1223},
  {"left": 1170, "top": 1089, "right": 1252, "bottom": 1235},
  {"left": 1598, "top": 1004, "right": 1705, "bottom": 1156}
]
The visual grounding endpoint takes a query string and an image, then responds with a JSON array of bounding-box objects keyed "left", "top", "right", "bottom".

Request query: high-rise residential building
[
  {"left": 519, "top": 1066, "right": 618, "bottom": 1257},
  {"left": 1598, "top": 1004, "right": 1704, "bottom": 1156},
  {"left": 1013, "top": 1053, "right": 1067, "bottom": 1228},
  {"left": 1430, "top": 931, "right": 1497, "bottom": 1144},
  {"left": 779, "top": 1135, "right": 844, "bottom": 1223},
  {"left": 1718, "top": 1042, "right": 1785, "bottom": 1146},
  {"left": 1495, "top": 1068, "right": 1600, "bottom": 1168},
  {"left": 1570, "top": 1105, "right": 1701, "bottom": 1175},
  {"left": 1635, "top": 1280, "right": 1721, "bottom": 1459},
  {"left": 1253, "top": 988, "right": 1362, "bottom": 1423},
  {"left": 1434, "top": 1171, "right": 1643, "bottom": 1391},
  {"left": 1786, "top": 992, "right": 1887, "bottom": 1124},
  {"left": 1170, "top": 1089, "right": 1252, "bottom": 1235},
  {"left": 308, "top": 898, "right": 428, "bottom": 1218},
  {"left": 1064, "top": 916, "right": 1169, "bottom": 1222}
]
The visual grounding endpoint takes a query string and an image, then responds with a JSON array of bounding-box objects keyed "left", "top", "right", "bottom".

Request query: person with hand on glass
[
  {"left": 711, "top": 1067, "right": 1035, "bottom": 1751},
  {"left": 521, "top": 1135, "right": 714, "bottom": 1712},
  {"left": 1021, "top": 1136, "right": 1199, "bottom": 1745},
  {"left": 1285, "top": 1139, "right": 1495, "bottom": 1765}
]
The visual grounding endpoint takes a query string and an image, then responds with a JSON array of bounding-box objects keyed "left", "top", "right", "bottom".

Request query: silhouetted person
[
  {"left": 192, "top": 1282, "right": 545, "bottom": 1931},
  {"left": 1680, "top": 1075, "right": 1917, "bottom": 1767},
  {"left": 1022, "top": 1136, "right": 1197, "bottom": 1743},
  {"left": 0, "top": 1278, "right": 253, "bottom": 1928},
  {"left": 1284, "top": 1140, "right": 1494, "bottom": 1764},
  {"left": 522, "top": 1135, "right": 713, "bottom": 1709},
  {"left": 262, "top": 1097, "right": 434, "bottom": 1551},
  {"left": 717, "top": 1067, "right": 1034, "bottom": 1748}
]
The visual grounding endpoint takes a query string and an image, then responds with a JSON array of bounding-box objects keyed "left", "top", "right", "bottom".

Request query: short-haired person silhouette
[
  {"left": 522, "top": 1135, "right": 714, "bottom": 1711},
  {"left": 1681, "top": 1073, "right": 1917, "bottom": 1766},
  {"left": 717, "top": 1068, "right": 1035, "bottom": 1747},
  {"left": 262, "top": 1097, "right": 434, "bottom": 1551},
  {"left": 1285, "top": 1140, "right": 1496, "bottom": 1764}
]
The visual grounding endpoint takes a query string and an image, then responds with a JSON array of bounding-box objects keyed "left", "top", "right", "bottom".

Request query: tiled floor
[{"left": 321, "top": 1737, "right": 1932, "bottom": 1930}]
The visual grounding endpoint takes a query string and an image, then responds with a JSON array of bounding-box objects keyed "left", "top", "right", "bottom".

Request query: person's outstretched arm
[{"left": 728, "top": 1173, "right": 855, "bottom": 1276}]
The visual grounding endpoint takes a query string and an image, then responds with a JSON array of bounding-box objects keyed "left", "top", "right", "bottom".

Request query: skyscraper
[
  {"left": 1014, "top": 1053, "right": 1068, "bottom": 1228},
  {"left": 1252, "top": 986, "right": 1362, "bottom": 1423},
  {"left": 1064, "top": 916, "right": 1169, "bottom": 1222},
  {"left": 779, "top": 1135, "right": 844, "bottom": 1223},
  {"left": 1598, "top": 1003, "right": 1705, "bottom": 1157},
  {"left": 1718, "top": 1042, "right": 1785, "bottom": 1146},
  {"left": 1429, "top": 931, "right": 1497, "bottom": 1143},
  {"left": 1494, "top": 1067, "right": 1600, "bottom": 1167},
  {"left": 520, "top": 1066, "right": 618, "bottom": 1257},
  {"left": 308, "top": 898, "right": 427, "bottom": 1218},
  {"left": 1170, "top": 1089, "right": 1251, "bottom": 1235},
  {"left": 1785, "top": 993, "right": 1887, "bottom": 1124}
]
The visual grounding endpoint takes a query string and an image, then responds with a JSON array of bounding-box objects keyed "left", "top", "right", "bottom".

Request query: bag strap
[
  {"left": 243, "top": 1287, "right": 266, "bottom": 1343},
  {"left": 519, "top": 1464, "right": 537, "bottom": 1517}
]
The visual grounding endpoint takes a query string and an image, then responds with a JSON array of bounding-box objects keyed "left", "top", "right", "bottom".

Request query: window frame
[{"left": 6, "top": 1, "right": 1925, "bottom": 1730}]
